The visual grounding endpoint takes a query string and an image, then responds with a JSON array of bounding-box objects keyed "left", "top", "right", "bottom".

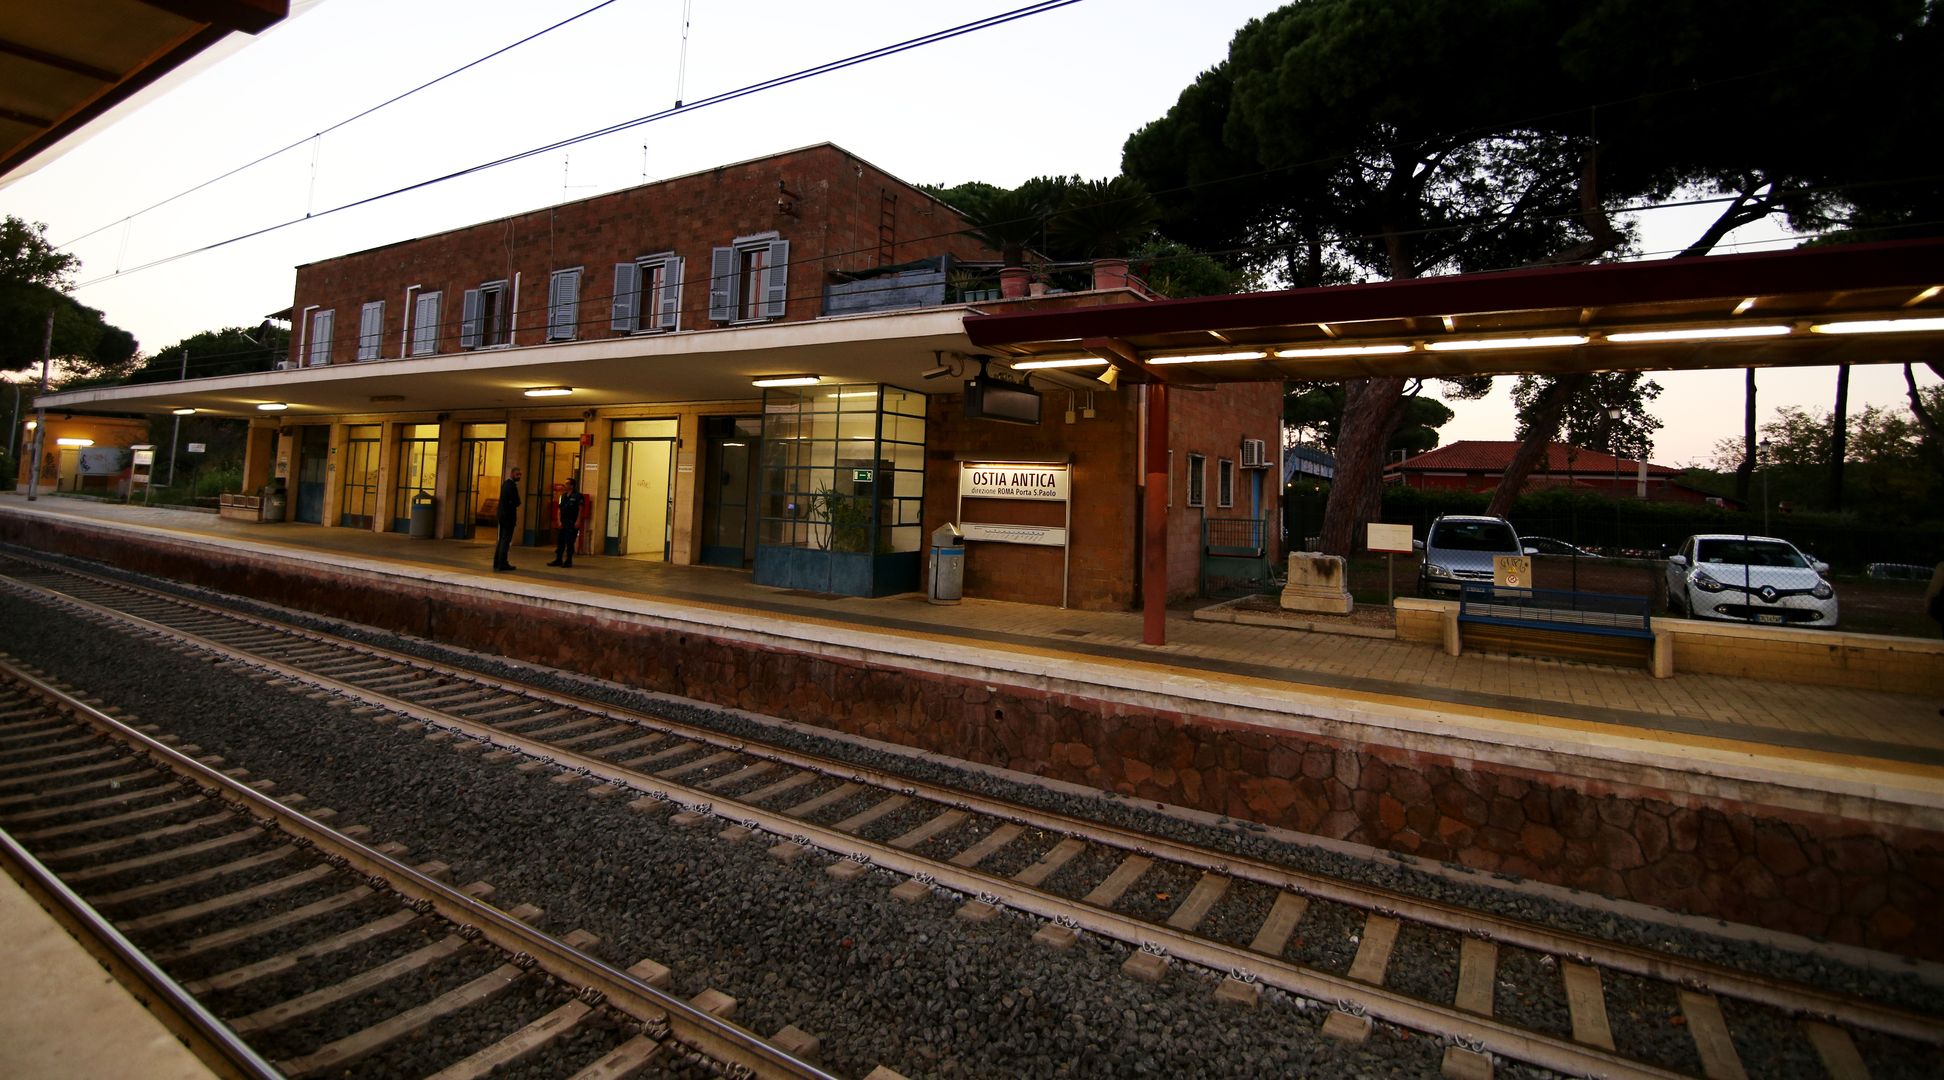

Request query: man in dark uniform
[
  {"left": 493, "top": 466, "right": 522, "bottom": 571},
  {"left": 547, "top": 476, "right": 585, "bottom": 567}
]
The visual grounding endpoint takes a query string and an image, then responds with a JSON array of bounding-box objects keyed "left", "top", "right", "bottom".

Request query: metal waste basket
[
  {"left": 261, "top": 485, "right": 287, "bottom": 522},
  {"left": 409, "top": 494, "right": 438, "bottom": 538},
  {"left": 928, "top": 522, "right": 963, "bottom": 605}
]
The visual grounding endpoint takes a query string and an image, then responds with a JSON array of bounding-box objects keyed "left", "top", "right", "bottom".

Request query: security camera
[{"left": 921, "top": 365, "right": 953, "bottom": 380}]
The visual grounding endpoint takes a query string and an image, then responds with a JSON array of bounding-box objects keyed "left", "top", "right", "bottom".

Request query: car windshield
[
  {"left": 1694, "top": 539, "right": 1809, "bottom": 568},
  {"left": 1430, "top": 521, "right": 1519, "bottom": 552}
]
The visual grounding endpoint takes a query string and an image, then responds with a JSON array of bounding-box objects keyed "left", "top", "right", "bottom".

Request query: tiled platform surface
[{"left": 5, "top": 493, "right": 1939, "bottom": 770}]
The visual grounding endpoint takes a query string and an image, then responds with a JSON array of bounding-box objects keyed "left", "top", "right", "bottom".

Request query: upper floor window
[
  {"left": 610, "top": 253, "right": 684, "bottom": 333},
  {"left": 410, "top": 291, "right": 441, "bottom": 356},
  {"left": 459, "top": 280, "right": 510, "bottom": 349},
  {"left": 1217, "top": 458, "right": 1235, "bottom": 508},
  {"left": 306, "top": 308, "right": 334, "bottom": 366},
  {"left": 1187, "top": 452, "right": 1206, "bottom": 508},
  {"left": 708, "top": 233, "right": 788, "bottom": 323},
  {"left": 547, "top": 267, "right": 582, "bottom": 341},
  {"left": 357, "top": 300, "right": 384, "bottom": 360}
]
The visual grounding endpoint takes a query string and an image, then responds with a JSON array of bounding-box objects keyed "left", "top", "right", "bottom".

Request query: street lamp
[{"left": 1758, "top": 436, "right": 1772, "bottom": 535}]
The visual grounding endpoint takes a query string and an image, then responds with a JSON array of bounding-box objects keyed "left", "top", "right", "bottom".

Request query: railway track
[
  {"left": 0, "top": 654, "right": 833, "bottom": 1079},
  {"left": 2, "top": 552, "right": 1939, "bottom": 1079}
]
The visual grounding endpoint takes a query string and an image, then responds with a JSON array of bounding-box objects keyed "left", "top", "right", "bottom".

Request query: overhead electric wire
[
  {"left": 71, "top": 0, "right": 1086, "bottom": 290},
  {"left": 58, "top": 0, "right": 628, "bottom": 249}
]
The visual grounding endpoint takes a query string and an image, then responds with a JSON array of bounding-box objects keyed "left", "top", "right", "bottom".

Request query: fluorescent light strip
[
  {"left": 523, "top": 386, "right": 573, "bottom": 397},
  {"left": 256, "top": 402, "right": 288, "bottom": 411},
  {"left": 1606, "top": 325, "right": 1791, "bottom": 343},
  {"left": 1011, "top": 358, "right": 1110, "bottom": 370},
  {"left": 1274, "top": 344, "right": 1414, "bottom": 359},
  {"left": 751, "top": 375, "right": 821, "bottom": 387},
  {"left": 1423, "top": 335, "right": 1588, "bottom": 352},
  {"left": 1809, "top": 317, "right": 1944, "bottom": 335},
  {"left": 1146, "top": 350, "right": 1268, "bottom": 365}
]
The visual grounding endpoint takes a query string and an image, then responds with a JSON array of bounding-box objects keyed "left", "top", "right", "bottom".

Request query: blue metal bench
[{"left": 1456, "top": 586, "right": 1655, "bottom": 666}]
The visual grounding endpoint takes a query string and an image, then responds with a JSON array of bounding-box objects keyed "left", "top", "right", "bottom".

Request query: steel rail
[
  {"left": 0, "top": 656, "right": 835, "bottom": 1080},
  {"left": 6, "top": 559, "right": 1936, "bottom": 1046}
]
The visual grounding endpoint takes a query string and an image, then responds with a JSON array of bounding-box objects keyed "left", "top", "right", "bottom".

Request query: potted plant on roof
[
  {"left": 966, "top": 179, "right": 1069, "bottom": 299},
  {"left": 1047, "top": 176, "right": 1160, "bottom": 292}
]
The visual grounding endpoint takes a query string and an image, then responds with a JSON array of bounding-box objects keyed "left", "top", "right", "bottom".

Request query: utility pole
[
  {"left": 26, "top": 310, "right": 52, "bottom": 501},
  {"left": 167, "top": 348, "right": 188, "bottom": 485}
]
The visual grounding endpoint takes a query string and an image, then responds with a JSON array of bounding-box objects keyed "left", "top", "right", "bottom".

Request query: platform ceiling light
[
  {"left": 523, "top": 386, "right": 573, "bottom": 397},
  {"left": 1012, "top": 357, "right": 1110, "bottom": 370},
  {"left": 171, "top": 407, "right": 197, "bottom": 415},
  {"left": 1273, "top": 343, "right": 1415, "bottom": 359},
  {"left": 1606, "top": 324, "right": 1792, "bottom": 343},
  {"left": 256, "top": 402, "right": 289, "bottom": 412},
  {"left": 1146, "top": 350, "right": 1269, "bottom": 365},
  {"left": 56, "top": 437, "right": 94, "bottom": 447},
  {"left": 1422, "top": 334, "right": 1589, "bottom": 352},
  {"left": 750, "top": 374, "right": 821, "bottom": 387},
  {"left": 1808, "top": 316, "right": 1944, "bottom": 335}
]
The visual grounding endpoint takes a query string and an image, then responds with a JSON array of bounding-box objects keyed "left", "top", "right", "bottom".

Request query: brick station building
[{"left": 85, "top": 143, "right": 1284, "bottom": 611}]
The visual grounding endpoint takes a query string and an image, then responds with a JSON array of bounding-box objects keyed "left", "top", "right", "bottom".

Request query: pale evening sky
[{"left": 3, "top": 0, "right": 1933, "bottom": 468}]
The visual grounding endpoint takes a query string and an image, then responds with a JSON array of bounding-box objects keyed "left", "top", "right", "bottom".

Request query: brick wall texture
[
  {"left": 13, "top": 512, "right": 1937, "bottom": 962},
  {"left": 291, "top": 143, "right": 996, "bottom": 365}
]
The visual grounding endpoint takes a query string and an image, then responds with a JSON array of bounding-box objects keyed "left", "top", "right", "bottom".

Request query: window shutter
[
  {"left": 309, "top": 310, "right": 334, "bottom": 365},
  {"left": 359, "top": 301, "right": 383, "bottom": 359},
  {"left": 761, "top": 239, "right": 790, "bottom": 318},
  {"left": 549, "top": 269, "right": 579, "bottom": 340},
  {"left": 708, "top": 247, "right": 735, "bottom": 321},
  {"left": 413, "top": 293, "right": 440, "bottom": 355},
  {"left": 658, "top": 257, "right": 683, "bottom": 329},
  {"left": 459, "top": 288, "right": 481, "bottom": 349},
  {"left": 610, "top": 263, "right": 638, "bottom": 332}
]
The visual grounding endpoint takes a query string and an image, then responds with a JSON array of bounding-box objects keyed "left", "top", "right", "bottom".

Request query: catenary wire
[{"left": 57, "top": 0, "right": 629, "bottom": 250}]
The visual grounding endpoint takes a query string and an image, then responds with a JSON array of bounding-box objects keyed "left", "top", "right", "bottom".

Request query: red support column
[{"left": 1142, "top": 383, "right": 1169, "bottom": 645}]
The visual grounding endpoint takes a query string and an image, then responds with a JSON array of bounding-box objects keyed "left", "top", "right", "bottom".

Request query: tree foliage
[
  {"left": 1285, "top": 381, "right": 1453, "bottom": 453},
  {"left": 1123, "top": 0, "right": 1941, "bottom": 553},
  {"left": 119, "top": 323, "right": 288, "bottom": 386},
  {"left": 1, "top": 215, "right": 138, "bottom": 379}
]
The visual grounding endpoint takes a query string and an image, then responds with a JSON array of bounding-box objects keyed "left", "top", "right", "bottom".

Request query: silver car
[
  {"left": 1415, "top": 515, "right": 1536, "bottom": 597},
  {"left": 1665, "top": 534, "right": 1838, "bottom": 628}
]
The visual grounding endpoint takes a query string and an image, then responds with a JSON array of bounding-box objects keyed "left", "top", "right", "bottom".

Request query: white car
[{"left": 1665, "top": 534, "right": 1838, "bottom": 628}]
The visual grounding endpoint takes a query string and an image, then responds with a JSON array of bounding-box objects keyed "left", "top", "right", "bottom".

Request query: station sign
[
  {"left": 1366, "top": 522, "right": 1413, "bottom": 553},
  {"left": 959, "top": 464, "right": 1069, "bottom": 502},
  {"left": 187, "top": 443, "right": 206, "bottom": 454}
]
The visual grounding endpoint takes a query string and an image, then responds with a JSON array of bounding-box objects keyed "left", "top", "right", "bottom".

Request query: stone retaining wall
[{"left": 6, "top": 513, "right": 1940, "bottom": 960}]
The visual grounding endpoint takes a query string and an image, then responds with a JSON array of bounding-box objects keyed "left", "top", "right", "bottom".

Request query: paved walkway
[{"left": 5, "top": 494, "right": 1942, "bottom": 770}]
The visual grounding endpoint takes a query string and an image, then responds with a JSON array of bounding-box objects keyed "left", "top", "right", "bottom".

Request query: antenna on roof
[{"left": 674, "top": 0, "right": 693, "bottom": 108}]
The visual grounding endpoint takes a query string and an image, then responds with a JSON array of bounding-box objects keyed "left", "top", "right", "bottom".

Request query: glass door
[
  {"left": 604, "top": 418, "right": 678, "bottom": 559},
  {"left": 454, "top": 422, "right": 505, "bottom": 540},
  {"left": 699, "top": 415, "right": 761, "bottom": 567},
  {"left": 338, "top": 424, "right": 381, "bottom": 528},
  {"left": 525, "top": 421, "right": 584, "bottom": 548},
  {"left": 391, "top": 423, "right": 439, "bottom": 532}
]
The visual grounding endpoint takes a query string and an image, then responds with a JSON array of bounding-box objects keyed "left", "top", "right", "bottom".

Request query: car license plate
[{"left": 1756, "top": 613, "right": 1784, "bottom": 625}]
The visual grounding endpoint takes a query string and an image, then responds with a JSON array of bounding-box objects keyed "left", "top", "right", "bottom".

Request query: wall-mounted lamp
[
  {"left": 751, "top": 374, "right": 821, "bottom": 387},
  {"left": 523, "top": 386, "right": 573, "bottom": 398},
  {"left": 1097, "top": 365, "right": 1121, "bottom": 389},
  {"left": 257, "top": 402, "right": 289, "bottom": 412},
  {"left": 171, "top": 407, "right": 197, "bottom": 416},
  {"left": 56, "top": 437, "right": 94, "bottom": 447}
]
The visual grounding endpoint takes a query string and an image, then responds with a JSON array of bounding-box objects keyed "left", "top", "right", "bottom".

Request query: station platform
[
  {"left": 4, "top": 493, "right": 1943, "bottom": 961},
  {"left": 6, "top": 493, "right": 1939, "bottom": 768}
]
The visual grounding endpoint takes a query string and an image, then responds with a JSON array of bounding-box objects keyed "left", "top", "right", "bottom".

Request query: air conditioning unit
[
  {"left": 1240, "top": 438, "right": 1269, "bottom": 468},
  {"left": 274, "top": 360, "right": 291, "bottom": 371}
]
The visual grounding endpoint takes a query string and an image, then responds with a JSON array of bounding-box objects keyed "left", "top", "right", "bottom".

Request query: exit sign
[{"left": 852, "top": 468, "right": 874, "bottom": 482}]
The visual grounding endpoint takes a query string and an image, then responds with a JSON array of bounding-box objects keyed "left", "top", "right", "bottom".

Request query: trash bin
[
  {"left": 261, "top": 484, "right": 287, "bottom": 523},
  {"left": 928, "top": 522, "right": 964, "bottom": 605},
  {"left": 409, "top": 493, "right": 438, "bottom": 538}
]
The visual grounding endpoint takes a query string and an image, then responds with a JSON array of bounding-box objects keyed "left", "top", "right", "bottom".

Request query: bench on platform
[
  {"left": 1456, "top": 585, "right": 1660, "bottom": 670},
  {"left": 217, "top": 494, "right": 262, "bottom": 522}
]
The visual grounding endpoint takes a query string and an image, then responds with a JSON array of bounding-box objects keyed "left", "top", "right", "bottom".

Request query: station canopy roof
[
  {"left": 1, "top": 1, "right": 288, "bottom": 181},
  {"left": 963, "top": 237, "right": 1944, "bottom": 386}
]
